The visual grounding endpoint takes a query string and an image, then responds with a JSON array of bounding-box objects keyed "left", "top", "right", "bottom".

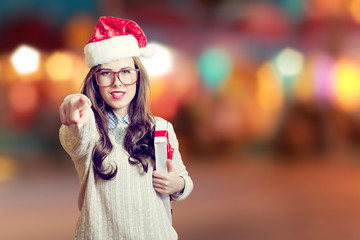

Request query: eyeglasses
[{"left": 94, "top": 68, "right": 139, "bottom": 87}]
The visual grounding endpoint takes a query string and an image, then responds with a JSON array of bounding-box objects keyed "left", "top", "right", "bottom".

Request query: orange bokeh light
[
  {"left": 8, "top": 82, "right": 39, "bottom": 114},
  {"left": 350, "top": 0, "right": 360, "bottom": 23},
  {"left": 256, "top": 62, "right": 284, "bottom": 112},
  {"left": 45, "top": 51, "right": 74, "bottom": 82}
]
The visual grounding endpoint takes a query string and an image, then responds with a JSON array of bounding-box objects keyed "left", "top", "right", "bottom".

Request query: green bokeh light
[{"left": 198, "top": 49, "right": 232, "bottom": 90}]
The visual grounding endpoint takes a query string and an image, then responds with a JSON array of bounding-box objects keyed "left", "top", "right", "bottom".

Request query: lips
[{"left": 111, "top": 91, "right": 125, "bottom": 99}]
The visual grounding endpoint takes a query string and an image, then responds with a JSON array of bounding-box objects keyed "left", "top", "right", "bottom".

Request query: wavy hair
[{"left": 81, "top": 57, "right": 155, "bottom": 180}]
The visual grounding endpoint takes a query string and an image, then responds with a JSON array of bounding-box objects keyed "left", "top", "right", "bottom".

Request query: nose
[{"left": 113, "top": 73, "right": 124, "bottom": 86}]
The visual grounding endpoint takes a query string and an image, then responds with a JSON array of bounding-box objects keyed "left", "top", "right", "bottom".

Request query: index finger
[
  {"left": 77, "top": 96, "right": 90, "bottom": 110},
  {"left": 153, "top": 170, "right": 167, "bottom": 179}
]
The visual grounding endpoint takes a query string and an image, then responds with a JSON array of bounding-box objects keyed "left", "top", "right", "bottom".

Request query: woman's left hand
[{"left": 153, "top": 159, "right": 184, "bottom": 195}]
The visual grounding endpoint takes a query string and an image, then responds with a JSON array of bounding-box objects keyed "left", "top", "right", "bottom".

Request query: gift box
[{"left": 154, "top": 120, "right": 173, "bottom": 224}]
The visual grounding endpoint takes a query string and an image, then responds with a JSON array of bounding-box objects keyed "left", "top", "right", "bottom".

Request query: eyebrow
[{"left": 99, "top": 67, "right": 134, "bottom": 71}]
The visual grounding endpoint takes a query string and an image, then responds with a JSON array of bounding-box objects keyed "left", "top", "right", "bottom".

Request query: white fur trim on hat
[
  {"left": 84, "top": 35, "right": 157, "bottom": 68},
  {"left": 85, "top": 35, "right": 140, "bottom": 68},
  {"left": 140, "top": 44, "right": 156, "bottom": 58}
]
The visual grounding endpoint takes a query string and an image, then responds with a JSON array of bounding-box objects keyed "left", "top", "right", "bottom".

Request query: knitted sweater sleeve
[
  {"left": 167, "top": 121, "right": 194, "bottom": 201},
  {"left": 59, "top": 107, "right": 98, "bottom": 209}
]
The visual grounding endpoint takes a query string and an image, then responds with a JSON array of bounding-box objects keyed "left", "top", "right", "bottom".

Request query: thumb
[{"left": 167, "top": 159, "right": 174, "bottom": 173}]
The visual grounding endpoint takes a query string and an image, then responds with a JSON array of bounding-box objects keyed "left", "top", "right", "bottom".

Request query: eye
[
  {"left": 121, "top": 69, "right": 132, "bottom": 74},
  {"left": 100, "top": 71, "right": 113, "bottom": 76}
]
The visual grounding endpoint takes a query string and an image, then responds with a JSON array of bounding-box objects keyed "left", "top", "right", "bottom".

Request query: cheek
[
  {"left": 99, "top": 88, "right": 107, "bottom": 100},
  {"left": 128, "top": 85, "right": 137, "bottom": 100}
]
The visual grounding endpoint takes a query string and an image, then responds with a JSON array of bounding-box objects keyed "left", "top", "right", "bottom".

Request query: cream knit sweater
[{"left": 59, "top": 109, "right": 193, "bottom": 240}]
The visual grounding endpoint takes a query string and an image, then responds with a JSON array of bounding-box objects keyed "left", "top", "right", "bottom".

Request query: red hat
[{"left": 84, "top": 16, "right": 156, "bottom": 68}]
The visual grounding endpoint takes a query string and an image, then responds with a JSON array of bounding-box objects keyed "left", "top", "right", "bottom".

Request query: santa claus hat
[{"left": 84, "top": 16, "right": 156, "bottom": 68}]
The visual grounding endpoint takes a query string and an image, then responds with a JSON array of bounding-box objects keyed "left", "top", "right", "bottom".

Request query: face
[{"left": 97, "top": 58, "right": 137, "bottom": 117}]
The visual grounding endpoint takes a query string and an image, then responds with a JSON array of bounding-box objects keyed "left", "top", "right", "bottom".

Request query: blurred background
[{"left": 2, "top": 0, "right": 360, "bottom": 239}]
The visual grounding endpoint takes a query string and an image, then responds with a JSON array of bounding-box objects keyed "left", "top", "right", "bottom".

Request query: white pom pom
[{"left": 140, "top": 44, "right": 156, "bottom": 58}]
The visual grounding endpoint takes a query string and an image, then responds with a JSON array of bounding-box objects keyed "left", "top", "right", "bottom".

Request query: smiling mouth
[
  {"left": 111, "top": 91, "right": 125, "bottom": 99},
  {"left": 112, "top": 92, "right": 124, "bottom": 96}
]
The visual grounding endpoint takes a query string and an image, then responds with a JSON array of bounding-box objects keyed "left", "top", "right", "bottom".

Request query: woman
[{"left": 59, "top": 16, "right": 193, "bottom": 240}]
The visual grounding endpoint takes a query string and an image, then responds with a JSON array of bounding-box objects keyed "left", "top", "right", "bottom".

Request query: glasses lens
[
  {"left": 120, "top": 69, "right": 137, "bottom": 85},
  {"left": 97, "top": 71, "right": 114, "bottom": 86}
]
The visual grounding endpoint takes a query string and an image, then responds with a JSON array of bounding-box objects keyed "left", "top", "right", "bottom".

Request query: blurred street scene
[{"left": 1, "top": 0, "right": 360, "bottom": 239}]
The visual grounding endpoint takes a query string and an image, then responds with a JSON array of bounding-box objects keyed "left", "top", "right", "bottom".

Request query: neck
[{"left": 113, "top": 108, "right": 128, "bottom": 118}]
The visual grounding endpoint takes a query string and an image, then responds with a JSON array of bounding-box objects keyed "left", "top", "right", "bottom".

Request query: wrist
[{"left": 172, "top": 176, "right": 185, "bottom": 196}]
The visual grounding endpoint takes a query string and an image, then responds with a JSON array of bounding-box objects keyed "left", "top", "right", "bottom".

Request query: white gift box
[{"left": 154, "top": 120, "right": 172, "bottom": 224}]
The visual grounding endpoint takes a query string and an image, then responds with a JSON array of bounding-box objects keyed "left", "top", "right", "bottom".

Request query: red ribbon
[{"left": 154, "top": 130, "right": 174, "bottom": 160}]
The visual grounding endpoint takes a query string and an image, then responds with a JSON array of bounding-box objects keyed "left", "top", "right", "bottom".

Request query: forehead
[{"left": 101, "top": 57, "right": 135, "bottom": 69}]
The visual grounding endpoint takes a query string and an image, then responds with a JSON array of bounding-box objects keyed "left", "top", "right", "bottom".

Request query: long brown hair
[{"left": 81, "top": 57, "right": 155, "bottom": 180}]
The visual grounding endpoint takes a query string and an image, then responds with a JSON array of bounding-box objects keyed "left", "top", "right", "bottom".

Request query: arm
[
  {"left": 59, "top": 94, "right": 99, "bottom": 210},
  {"left": 152, "top": 121, "right": 194, "bottom": 201}
]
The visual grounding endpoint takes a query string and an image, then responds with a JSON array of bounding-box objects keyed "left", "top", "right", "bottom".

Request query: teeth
[{"left": 112, "top": 92, "right": 124, "bottom": 96}]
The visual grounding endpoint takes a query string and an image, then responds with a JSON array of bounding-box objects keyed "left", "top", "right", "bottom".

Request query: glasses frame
[{"left": 94, "top": 68, "right": 140, "bottom": 87}]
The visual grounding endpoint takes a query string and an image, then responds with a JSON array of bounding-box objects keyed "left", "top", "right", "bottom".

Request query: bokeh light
[
  {"left": 198, "top": 48, "right": 232, "bottom": 90},
  {"left": 141, "top": 42, "right": 173, "bottom": 77},
  {"left": 274, "top": 47, "right": 304, "bottom": 78},
  {"left": 0, "top": 155, "right": 17, "bottom": 183},
  {"left": 10, "top": 45, "right": 40, "bottom": 75},
  {"left": 273, "top": 47, "right": 304, "bottom": 97},
  {"left": 313, "top": 54, "right": 337, "bottom": 104},
  {"left": 334, "top": 57, "right": 360, "bottom": 111},
  {"left": 350, "top": 0, "right": 360, "bottom": 23},
  {"left": 293, "top": 58, "right": 315, "bottom": 103},
  {"left": 256, "top": 62, "right": 284, "bottom": 112},
  {"left": 46, "top": 51, "right": 74, "bottom": 82},
  {"left": 8, "top": 82, "right": 39, "bottom": 114}
]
